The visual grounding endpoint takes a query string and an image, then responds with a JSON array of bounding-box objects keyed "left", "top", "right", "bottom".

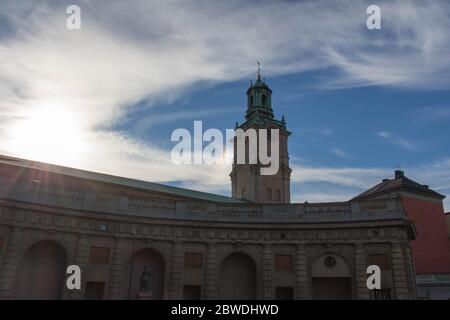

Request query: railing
[{"left": 0, "top": 176, "right": 405, "bottom": 224}]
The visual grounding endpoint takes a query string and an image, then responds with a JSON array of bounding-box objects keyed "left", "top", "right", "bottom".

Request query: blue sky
[
  {"left": 1, "top": 0, "right": 450, "bottom": 209},
  {"left": 122, "top": 71, "right": 450, "bottom": 207}
]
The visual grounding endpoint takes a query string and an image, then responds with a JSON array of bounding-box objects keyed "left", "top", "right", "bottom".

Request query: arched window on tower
[
  {"left": 266, "top": 188, "right": 272, "bottom": 201},
  {"left": 241, "top": 188, "right": 246, "bottom": 199},
  {"left": 275, "top": 189, "right": 281, "bottom": 202},
  {"left": 262, "top": 94, "right": 267, "bottom": 106}
]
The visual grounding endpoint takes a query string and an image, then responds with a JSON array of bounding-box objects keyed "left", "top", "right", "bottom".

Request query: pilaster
[{"left": 0, "top": 227, "right": 22, "bottom": 299}]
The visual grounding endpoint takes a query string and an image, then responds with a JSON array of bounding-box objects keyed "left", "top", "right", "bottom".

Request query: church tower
[{"left": 230, "top": 66, "right": 292, "bottom": 203}]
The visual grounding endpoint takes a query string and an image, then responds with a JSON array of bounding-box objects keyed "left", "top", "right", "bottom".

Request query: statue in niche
[{"left": 139, "top": 265, "right": 152, "bottom": 293}]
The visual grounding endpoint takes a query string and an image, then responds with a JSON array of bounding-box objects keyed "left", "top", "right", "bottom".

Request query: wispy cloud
[
  {"left": 331, "top": 147, "right": 349, "bottom": 159},
  {"left": 290, "top": 160, "right": 450, "bottom": 210},
  {"left": 375, "top": 131, "right": 415, "bottom": 150},
  {"left": 410, "top": 106, "right": 450, "bottom": 123},
  {"left": 376, "top": 131, "right": 391, "bottom": 139},
  {"left": 0, "top": 0, "right": 449, "bottom": 208},
  {"left": 132, "top": 108, "right": 237, "bottom": 133},
  {"left": 291, "top": 165, "right": 390, "bottom": 189},
  {"left": 321, "top": 129, "right": 334, "bottom": 136},
  {"left": 291, "top": 184, "right": 357, "bottom": 204}
]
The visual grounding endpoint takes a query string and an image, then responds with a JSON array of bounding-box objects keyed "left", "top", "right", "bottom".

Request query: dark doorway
[
  {"left": 16, "top": 241, "right": 66, "bottom": 299},
  {"left": 218, "top": 252, "right": 256, "bottom": 300}
]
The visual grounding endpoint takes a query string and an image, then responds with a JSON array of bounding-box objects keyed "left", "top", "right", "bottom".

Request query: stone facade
[{"left": 0, "top": 167, "right": 417, "bottom": 299}]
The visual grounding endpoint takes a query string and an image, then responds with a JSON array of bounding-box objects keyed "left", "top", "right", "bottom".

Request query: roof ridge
[
  {"left": 0, "top": 154, "right": 247, "bottom": 204},
  {"left": 353, "top": 174, "right": 445, "bottom": 200}
]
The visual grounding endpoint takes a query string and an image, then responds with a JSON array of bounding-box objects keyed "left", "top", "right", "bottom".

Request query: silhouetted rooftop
[
  {"left": 0, "top": 154, "right": 246, "bottom": 204},
  {"left": 353, "top": 170, "right": 445, "bottom": 200}
]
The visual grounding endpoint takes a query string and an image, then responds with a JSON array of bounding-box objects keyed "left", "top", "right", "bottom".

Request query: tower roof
[
  {"left": 246, "top": 74, "right": 272, "bottom": 94},
  {"left": 239, "top": 64, "right": 289, "bottom": 131}
]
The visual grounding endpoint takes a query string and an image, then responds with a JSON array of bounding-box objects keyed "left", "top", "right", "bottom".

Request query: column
[
  {"left": 0, "top": 227, "right": 22, "bottom": 299},
  {"left": 354, "top": 243, "right": 370, "bottom": 299},
  {"left": 262, "top": 244, "right": 273, "bottom": 299},
  {"left": 391, "top": 242, "right": 410, "bottom": 299},
  {"left": 168, "top": 241, "right": 183, "bottom": 299},
  {"left": 203, "top": 243, "right": 217, "bottom": 299},
  {"left": 108, "top": 237, "right": 125, "bottom": 299},
  {"left": 295, "top": 244, "right": 310, "bottom": 299},
  {"left": 68, "top": 234, "right": 89, "bottom": 299}
]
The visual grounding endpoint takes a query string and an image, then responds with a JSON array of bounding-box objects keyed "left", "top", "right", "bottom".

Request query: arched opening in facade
[
  {"left": 16, "top": 240, "right": 66, "bottom": 300},
  {"left": 311, "top": 254, "right": 352, "bottom": 300},
  {"left": 127, "top": 248, "right": 165, "bottom": 300},
  {"left": 218, "top": 252, "right": 256, "bottom": 300}
]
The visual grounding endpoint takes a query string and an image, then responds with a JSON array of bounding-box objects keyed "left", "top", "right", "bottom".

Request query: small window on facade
[
  {"left": 266, "top": 188, "right": 272, "bottom": 201},
  {"left": 369, "top": 254, "right": 389, "bottom": 271},
  {"left": 89, "top": 247, "right": 110, "bottom": 264},
  {"left": 275, "top": 189, "right": 281, "bottom": 202},
  {"left": 185, "top": 252, "right": 203, "bottom": 269},
  {"left": 275, "top": 255, "right": 293, "bottom": 271},
  {"left": 241, "top": 188, "right": 246, "bottom": 199}
]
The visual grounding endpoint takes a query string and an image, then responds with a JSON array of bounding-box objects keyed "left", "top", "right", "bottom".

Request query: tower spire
[{"left": 231, "top": 68, "right": 292, "bottom": 203}]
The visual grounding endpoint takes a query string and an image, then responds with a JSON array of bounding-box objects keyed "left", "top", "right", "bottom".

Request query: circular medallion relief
[{"left": 324, "top": 256, "right": 337, "bottom": 268}]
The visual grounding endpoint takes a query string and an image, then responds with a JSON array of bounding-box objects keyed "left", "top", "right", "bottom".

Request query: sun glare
[{"left": 8, "top": 103, "right": 88, "bottom": 166}]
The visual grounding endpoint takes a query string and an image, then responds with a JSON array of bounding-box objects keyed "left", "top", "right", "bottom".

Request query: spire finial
[{"left": 257, "top": 61, "right": 262, "bottom": 80}]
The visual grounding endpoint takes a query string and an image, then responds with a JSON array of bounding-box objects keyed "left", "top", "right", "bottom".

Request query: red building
[
  {"left": 446, "top": 212, "right": 450, "bottom": 239},
  {"left": 353, "top": 170, "right": 450, "bottom": 299}
]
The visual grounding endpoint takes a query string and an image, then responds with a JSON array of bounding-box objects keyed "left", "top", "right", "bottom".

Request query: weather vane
[{"left": 257, "top": 61, "right": 262, "bottom": 79}]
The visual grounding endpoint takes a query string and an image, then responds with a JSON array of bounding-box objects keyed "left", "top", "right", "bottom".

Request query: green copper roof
[
  {"left": 240, "top": 75, "right": 289, "bottom": 132},
  {"left": 253, "top": 77, "right": 268, "bottom": 87}
]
